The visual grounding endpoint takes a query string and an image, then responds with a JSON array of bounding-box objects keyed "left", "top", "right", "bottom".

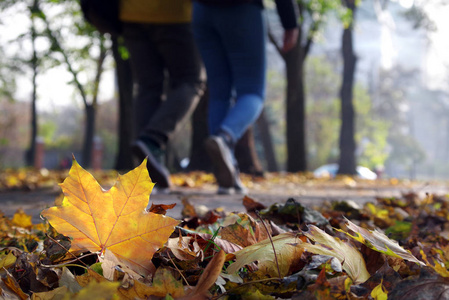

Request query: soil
[{"left": 1, "top": 177, "right": 448, "bottom": 224}]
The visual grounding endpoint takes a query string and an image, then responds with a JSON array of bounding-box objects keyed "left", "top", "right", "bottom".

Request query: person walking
[
  {"left": 119, "top": 0, "right": 205, "bottom": 193},
  {"left": 192, "top": 0, "right": 299, "bottom": 194}
]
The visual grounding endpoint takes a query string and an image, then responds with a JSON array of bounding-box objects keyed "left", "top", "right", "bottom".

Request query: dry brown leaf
[
  {"left": 184, "top": 250, "right": 226, "bottom": 298},
  {"left": 220, "top": 213, "right": 270, "bottom": 248},
  {"left": 166, "top": 236, "right": 200, "bottom": 261},
  {"left": 31, "top": 286, "right": 69, "bottom": 300},
  {"left": 144, "top": 268, "right": 185, "bottom": 298},
  {"left": 303, "top": 225, "right": 371, "bottom": 284},
  {"left": 243, "top": 196, "right": 266, "bottom": 214},
  {"left": 147, "top": 203, "right": 177, "bottom": 215},
  {"left": 226, "top": 232, "right": 302, "bottom": 278},
  {"left": 1, "top": 273, "right": 29, "bottom": 300},
  {"left": 339, "top": 218, "right": 424, "bottom": 266}
]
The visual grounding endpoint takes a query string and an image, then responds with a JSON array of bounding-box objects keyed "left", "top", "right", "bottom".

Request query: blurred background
[{"left": 0, "top": 0, "right": 447, "bottom": 180}]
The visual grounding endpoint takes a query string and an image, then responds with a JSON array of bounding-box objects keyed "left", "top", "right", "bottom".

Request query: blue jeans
[{"left": 192, "top": 3, "right": 267, "bottom": 143}]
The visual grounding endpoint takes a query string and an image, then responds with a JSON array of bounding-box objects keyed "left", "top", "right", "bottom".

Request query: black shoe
[
  {"left": 132, "top": 139, "right": 171, "bottom": 189},
  {"left": 204, "top": 135, "right": 236, "bottom": 189}
]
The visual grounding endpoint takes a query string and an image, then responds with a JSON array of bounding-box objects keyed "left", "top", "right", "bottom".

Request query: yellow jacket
[{"left": 120, "top": 0, "right": 192, "bottom": 24}]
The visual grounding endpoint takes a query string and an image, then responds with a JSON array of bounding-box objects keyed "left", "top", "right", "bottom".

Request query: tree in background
[
  {"left": 0, "top": 102, "right": 28, "bottom": 168},
  {"left": 0, "top": 72, "right": 18, "bottom": 167},
  {"left": 111, "top": 37, "right": 134, "bottom": 171},
  {"left": 261, "top": 70, "right": 287, "bottom": 170},
  {"left": 36, "top": 0, "right": 109, "bottom": 168},
  {"left": 373, "top": 67, "right": 426, "bottom": 177},
  {"left": 306, "top": 56, "right": 389, "bottom": 171},
  {"left": 353, "top": 86, "right": 390, "bottom": 171},
  {"left": 0, "top": 46, "right": 17, "bottom": 101},
  {"left": 361, "top": 0, "right": 440, "bottom": 178},
  {"left": 26, "top": 0, "right": 40, "bottom": 167},
  {"left": 337, "top": 0, "right": 357, "bottom": 175},
  {"left": 268, "top": 0, "right": 350, "bottom": 172},
  {"left": 0, "top": 0, "right": 111, "bottom": 169},
  {"left": 305, "top": 57, "right": 340, "bottom": 169},
  {"left": 0, "top": 0, "right": 46, "bottom": 168},
  {"left": 0, "top": 34, "right": 19, "bottom": 167}
]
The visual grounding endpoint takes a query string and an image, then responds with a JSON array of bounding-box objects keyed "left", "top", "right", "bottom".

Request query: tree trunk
[
  {"left": 112, "top": 37, "right": 134, "bottom": 171},
  {"left": 82, "top": 104, "right": 95, "bottom": 167},
  {"left": 285, "top": 43, "right": 307, "bottom": 172},
  {"left": 81, "top": 43, "right": 106, "bottom": 168},
  {"left": 269, "top": 17, "right": 308, "bottom": 173},
  {"left": 235, "top": 127, "right": 264, "bottom": 176},
  {"left": 256, "top": 109, "right": 278, "bottom": 172},
  {"left": 338, "top": 0, "right": 357, "bottom": 175},
  {"left": 188, "top": 88, "right": 211, "bottom": 171},
  {"left": 26, "top": 18, "right": 38, "bottom": 167}
]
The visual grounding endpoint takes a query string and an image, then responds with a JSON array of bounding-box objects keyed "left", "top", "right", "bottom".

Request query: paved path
[{"left": 1, "top": 179, "right": 448, "bottom": 224}]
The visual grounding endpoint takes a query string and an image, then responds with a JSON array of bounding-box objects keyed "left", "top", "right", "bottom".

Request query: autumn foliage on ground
[{"left": 2, "top": 160, "right": 449, "bottom": 299}]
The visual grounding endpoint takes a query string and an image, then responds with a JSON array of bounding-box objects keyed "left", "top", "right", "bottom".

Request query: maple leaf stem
[
  {"left": 45, "top": 233, "right": 90, "bottom": 268},
  {"left": 167, "top": 250, "right": 191, "bottom": 287},
  {"left": 40, "top": 253, "right": 99, "bottom": 269},
  {"left": 255, "top": 211, "right": 282, "bottom": 280}
]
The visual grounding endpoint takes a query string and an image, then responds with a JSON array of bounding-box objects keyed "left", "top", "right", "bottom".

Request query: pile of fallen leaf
[{"left": 2, "top": 159, "right": 449, "bottom": 299}]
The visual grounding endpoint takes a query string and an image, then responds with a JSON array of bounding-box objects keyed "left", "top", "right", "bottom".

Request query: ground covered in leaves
[{"left": 2, "top": 161, "right": 449, "bottom": 299}]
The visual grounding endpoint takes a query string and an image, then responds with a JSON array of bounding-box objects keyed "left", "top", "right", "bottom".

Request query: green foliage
[
  {"left": 305, "top": 57, "right": 341, "bottom": 169},
  {"left": 39, "top": 120, "right": 57, "bottom": 145},
  {"left": 386, "top": 132, "right": 425, "bottom": 166},
  {"left": 264, "top": 70, "right": 287, "bottom": 168},
  {"left": 374, "top": 67, "right": 426, "bottom": 173},
  {"left": 299, "top": 0, "right": 352, "bottom": 35},
  {"left": 306, "top": 56, "right": 390, "bottom": 170},
  {"left": 0, "top": 51, "right": 17, "bottom": 101},
  {"left": 354, "top": 85, "right": 390, "bottom": 170},
  {"left": 307, "top": 98, "right": 340, "bottom": 169}
]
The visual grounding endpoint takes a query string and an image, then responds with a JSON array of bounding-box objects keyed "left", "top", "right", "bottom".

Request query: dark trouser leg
[
  {"left": 122, "top": 23, "right": 165, "bottom": 139},
  {"left": 140, "top": 23, "right": 205, "bottom": 148}
]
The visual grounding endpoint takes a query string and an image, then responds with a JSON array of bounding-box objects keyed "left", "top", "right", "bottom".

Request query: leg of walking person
[
  {"left": 122, "top": 23, "right": 165, "bottom": 139},
  {"left": 217, "top": 4, "right": 267, "bottom": 142},
  {"left": 192, "top": 3, "right": 266, "bottom": 194},
  {"left": 123, "top": 22, "right": 204, "bottom": 192},
  {"left": 192, "top": 3, "right": 236, "bottom": 193},
  {"left": 122, "top": 22, "right": 173, "bottom": 191},
  {"left": 142, "top": 24, "right": 205, "bottom": 146},
  {"left": 216, "top": 4, "right": 266, "bottom": 194}
]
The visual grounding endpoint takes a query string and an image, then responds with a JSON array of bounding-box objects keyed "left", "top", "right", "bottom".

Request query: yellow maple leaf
[
  {"left": 41, "top": 158, "right": 179, "bottom": 276},
  {"left": 12, "top": 208, "right": 32, "bottom": 228}
]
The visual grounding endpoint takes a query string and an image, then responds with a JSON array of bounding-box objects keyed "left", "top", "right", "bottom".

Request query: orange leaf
[
  {"left": 1, "top": 274, "right": 28, "bottom": 300},
  {"left": 242, "top": 195, "right": 266, "bottom": 214},
  {"left": 148, "top": 203, "right": 177, "bottom": 215},
  {"left": 220, "top": 223, "right": 257, "bottom": 247},
  {"left": 181, "top": 198, "right": 197, "bottom": 218},
  {"left": 186, "top": 250, "right": 226, "bottom": 298},
  {"left": 41, "top": 158, "right": 179, "bottom": 276}
]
